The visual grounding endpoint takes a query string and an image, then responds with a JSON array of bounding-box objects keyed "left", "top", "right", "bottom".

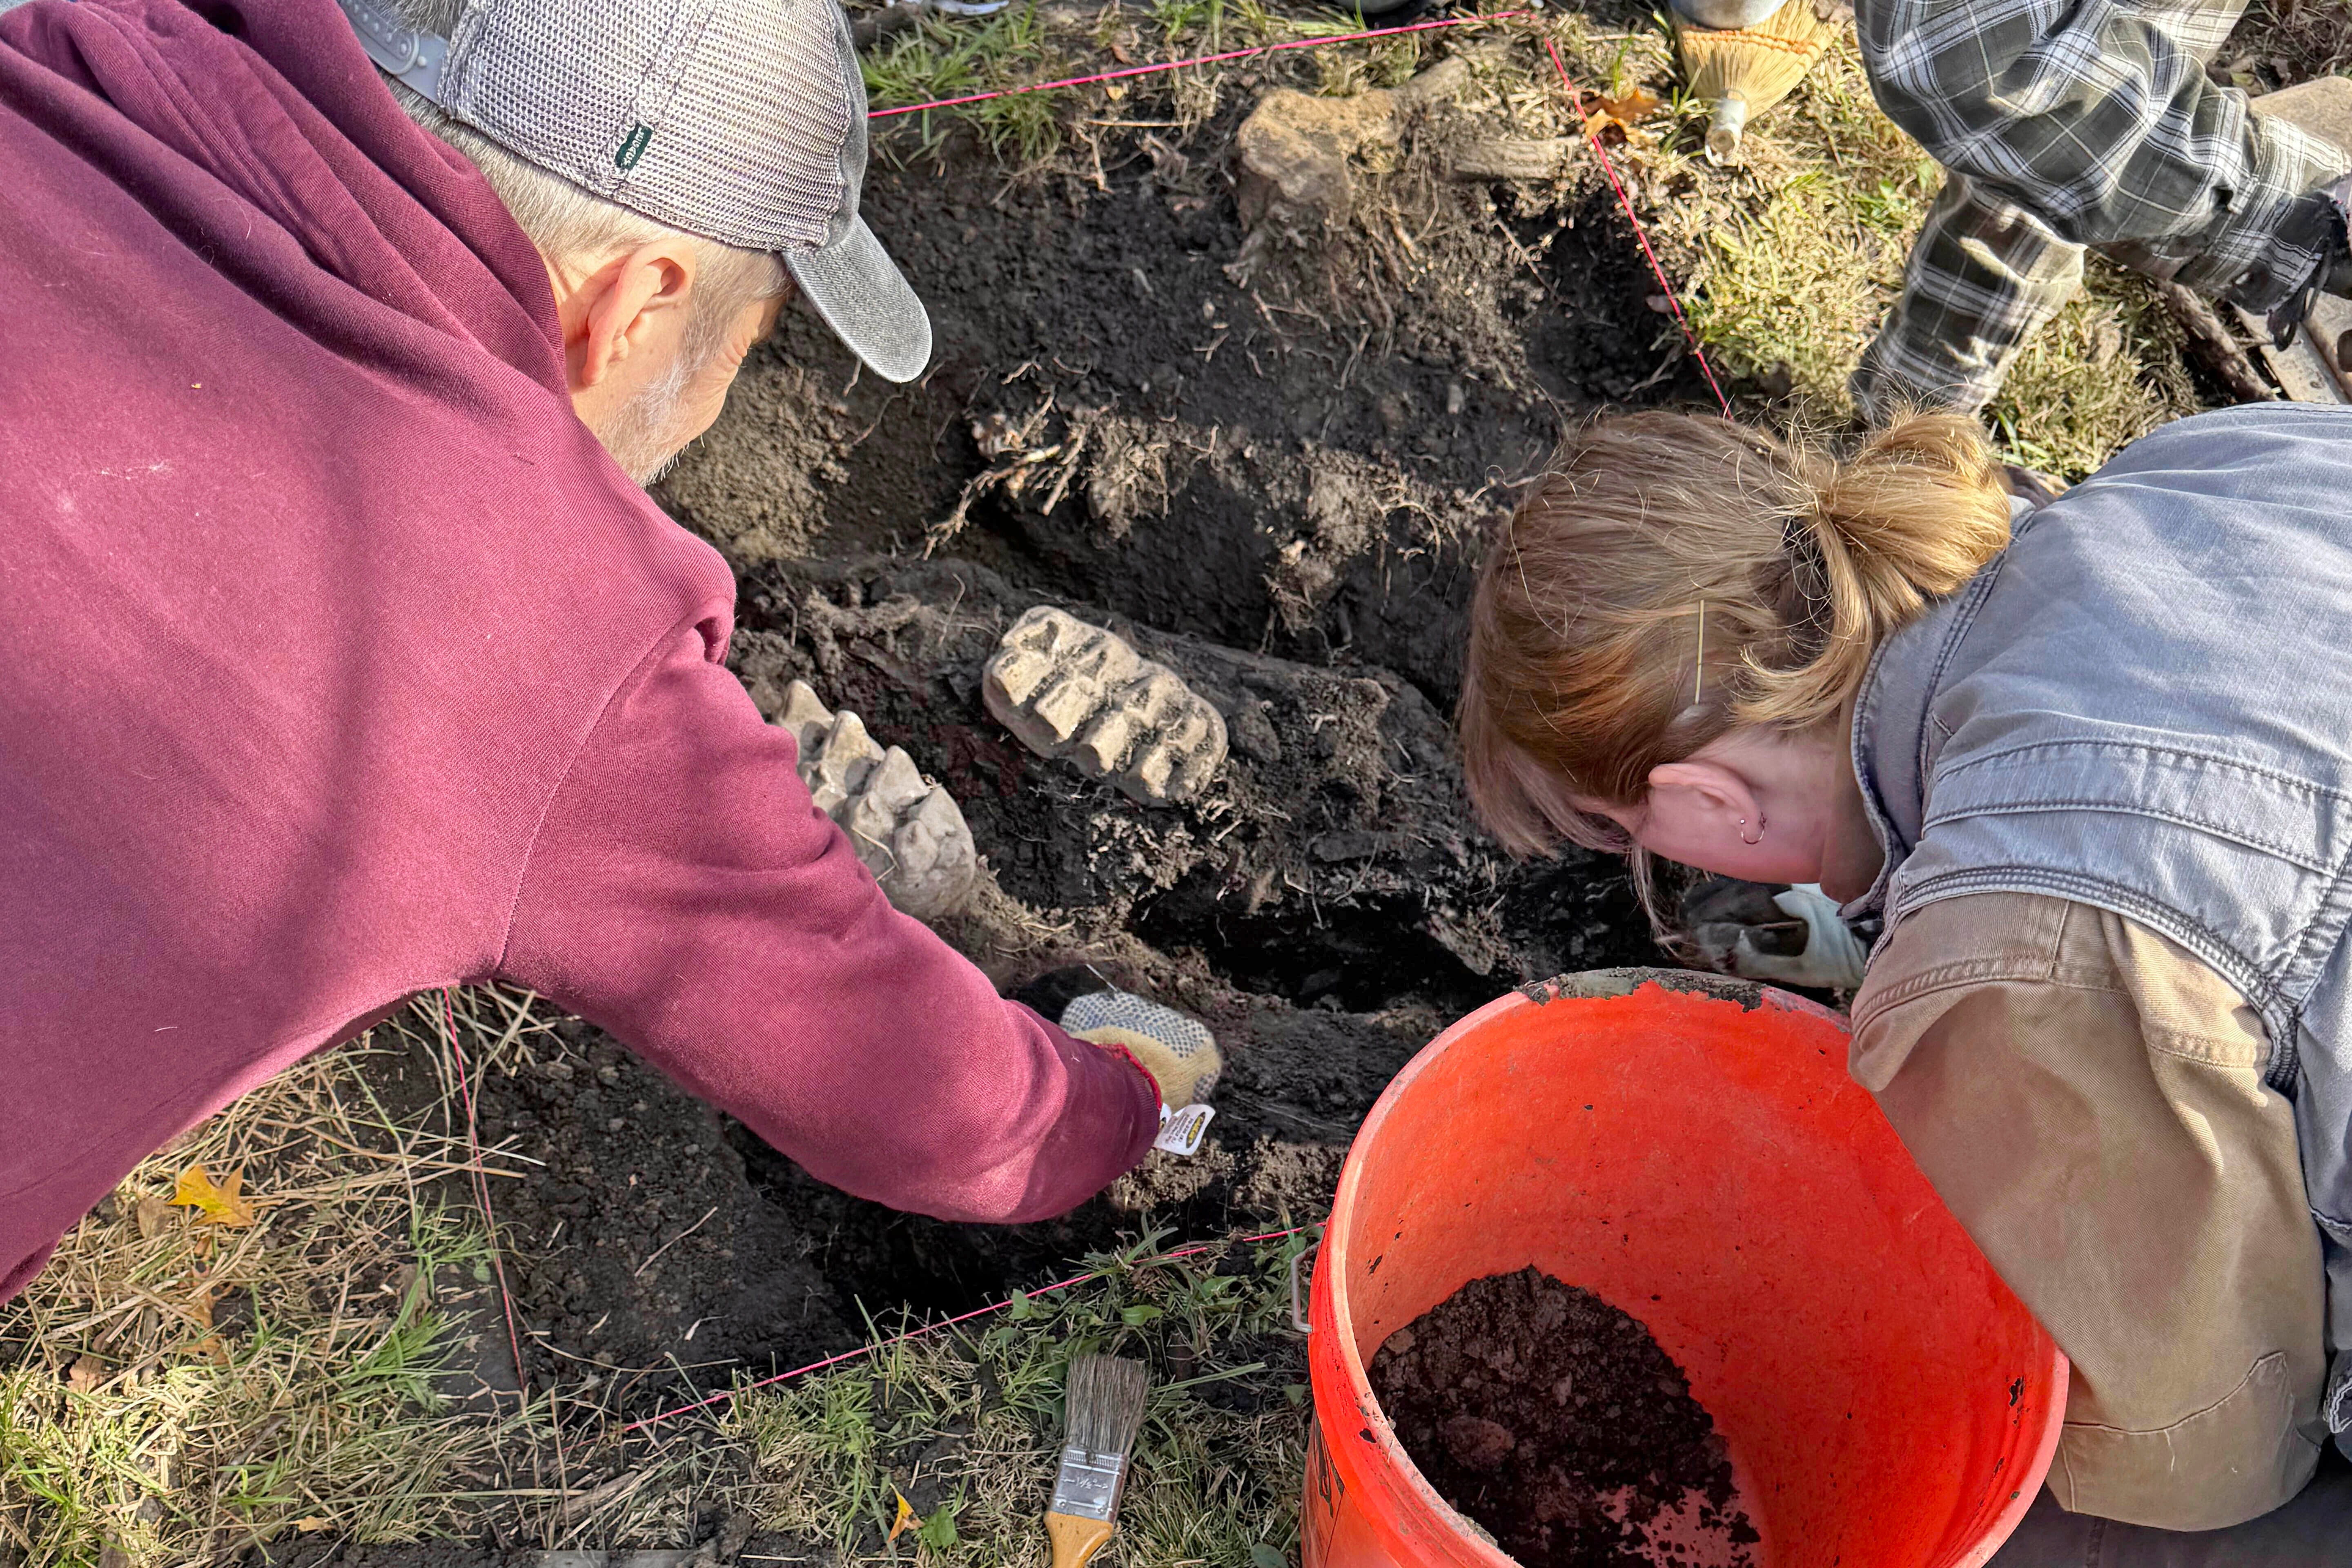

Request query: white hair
[{"left": 380, "top": 0, "right": 786, "bottom": 333}]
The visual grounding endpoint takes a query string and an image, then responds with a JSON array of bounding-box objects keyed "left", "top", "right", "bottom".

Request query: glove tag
[{"left": 1154, "top": 1102, "right": 1215, "bottom": 1156}]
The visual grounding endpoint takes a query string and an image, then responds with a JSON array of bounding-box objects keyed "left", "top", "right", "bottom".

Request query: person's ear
[
  {"left": 569, "top": 239, "right": 700, "bottom": 392},
  {"left": 1646, "top": 759, "right": 1758, "bottom": 830}
]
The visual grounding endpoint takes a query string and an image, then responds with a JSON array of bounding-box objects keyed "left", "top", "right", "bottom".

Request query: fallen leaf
[
  {"left": 67, "top": 1353, "right": 107, "bottom": 1392},
  {"left": 1595, "top": 85, "right": 1662, "bottom": 124},
  {"left": 294, "top": 1517, "right": 334, "bottom": 1533},
  {"left": 134, "top": 1194, "right": 174, "bottom": 1239},
  {"left": 1583, "top": 85, "right": 1663, "bottom": 148},
  {"left": 170, "top": 1164, "right": 255, "bottom": 1227},
  {"left": 98, "top": 1546, "right": 132, "bottom": 1568},
  {"left": 186, "top": 1279, "right": 217, "bottom": 1332},
  {"left": 886, "top": 1488, "right": 919, "bottom": 1544},
  {"left": 916, "top": 1504, "right": 959, "bottom": 1550}
]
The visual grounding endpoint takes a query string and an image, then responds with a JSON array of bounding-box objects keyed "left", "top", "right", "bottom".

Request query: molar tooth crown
[
  {"left": 981, "top": 606, "right": 1228, "bottom": 806},
  {"left": 772, "top": 679, "right": 977, "bottom": 922}
]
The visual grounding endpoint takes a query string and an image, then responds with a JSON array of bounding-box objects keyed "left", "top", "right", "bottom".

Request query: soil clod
[{"left": 1371, "top": 1268, "right": 1758, "bottom": 1568}]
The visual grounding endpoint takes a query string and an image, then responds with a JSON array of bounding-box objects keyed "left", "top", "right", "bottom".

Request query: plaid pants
[{"left": 1851, "top": 0, "right": 2348, "bottom": 419}]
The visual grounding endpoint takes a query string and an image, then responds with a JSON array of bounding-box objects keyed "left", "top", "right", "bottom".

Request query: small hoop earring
[{"left": 1738, "top": 816, "right": 1766, "bottom": 846}]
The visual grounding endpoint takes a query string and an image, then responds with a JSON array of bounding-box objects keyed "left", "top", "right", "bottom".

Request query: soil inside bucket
[{"left": 1370, "top": 1268, "right": 1760, "bottom": 1568}]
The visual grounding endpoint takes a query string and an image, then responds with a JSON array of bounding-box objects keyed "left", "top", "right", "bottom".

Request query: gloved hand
[
  {"left": 1060, "top": 988, "right": 1223, "bottom": 1109},
  {"left": 1681, "top": 876, "right": 1870, "bottom": 991}
]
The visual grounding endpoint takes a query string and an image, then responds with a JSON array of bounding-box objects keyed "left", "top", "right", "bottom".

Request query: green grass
[
  {"left": 728, "top": 1228, "right": 1319, "bottom": 1566},
  {"left": 860, "top": 3, "right": 1071, "bottom": 165},
  {"left": 0, "top": 1008, "right": 555, "bottom": 1566},
  {"left": 2, "top": 984, "right": 1326, "bottom": 1566},
  {"left": 1659, "top": 35, "right": 2196, "bottom": 474},
  {"left": 1982, "top": 266, "right": 2197, "bottom": 480}
]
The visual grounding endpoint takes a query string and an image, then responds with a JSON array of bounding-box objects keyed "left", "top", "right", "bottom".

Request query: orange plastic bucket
[{"left": 1301, "top": 970, "right": 2065, "bottom": 1568}]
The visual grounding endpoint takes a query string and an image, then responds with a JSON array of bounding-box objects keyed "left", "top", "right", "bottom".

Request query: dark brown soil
[
  {"left": 1370, "top": 1269, "right": 1757, "bottom": 1568},
  {"left": 347, "top": 4, "right": 1672, "bottom": 1486},
  {"left": 436, "top": 45, "right": 1677, "bottom": 1420}
]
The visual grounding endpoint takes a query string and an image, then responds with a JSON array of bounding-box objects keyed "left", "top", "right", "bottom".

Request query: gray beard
[{"left": 592, "top": 343, "right": 700, "bottom": 487}]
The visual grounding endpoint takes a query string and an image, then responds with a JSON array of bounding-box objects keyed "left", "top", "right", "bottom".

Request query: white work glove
[
  {"left": 1682, "top": 878, "right": 1869, "bottom": 991},
  {"left": 1061, "top": 989, "right": 1222, "bottom": 1154}
]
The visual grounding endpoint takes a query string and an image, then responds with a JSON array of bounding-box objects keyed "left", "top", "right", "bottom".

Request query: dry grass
[
  {"left": 1651, "top": 33, "right": 2198, "bottom": 474},
  {"left": 854, "top": 0, "right": 1506, "bottom": 169},
  {"left": 0, "top": 991, "right": 568, "bottom": 1566},
  {"left": 2, "top": 981, "right": 1319, "bottom": 1566},
  {"left": 2222, "top": 0, "right": 2352, "bottom": 85},
  {"left": 728, "top": 1228, "right": 1316, "bottom": 1567}
]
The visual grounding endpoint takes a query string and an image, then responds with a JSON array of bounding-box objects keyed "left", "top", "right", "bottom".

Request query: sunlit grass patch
[
  {"left": 728, "top": 1228, "right": 1316, "bottom": 1567},
  {"left": 0, "top": 996, "right": 558, "bottom": 1566},
  {"left": 1656, "top": 36, "right": 2194, "bottom": 474},
  {"left": 1985, "top": 265, "right": 2197, "bottom": 480}
]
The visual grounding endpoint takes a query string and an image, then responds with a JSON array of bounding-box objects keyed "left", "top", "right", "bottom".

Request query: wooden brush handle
[{"left": 1045, "top": 1510, "right": 1117, "bottom": 1568}]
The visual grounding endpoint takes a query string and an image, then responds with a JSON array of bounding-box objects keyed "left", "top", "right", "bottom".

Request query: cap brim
[{"left": 786, "top": 217, "right": 932, "bottom": 383}]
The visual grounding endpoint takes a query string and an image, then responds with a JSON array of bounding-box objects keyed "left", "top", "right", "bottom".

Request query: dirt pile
[
  {"left": 413, "top": 40, "right": 1672, "bottom": 1417},
  {"left": 730, "top": 556, "right": 1646, "bottom": 1011},
  {"left": 659, "top": 47, "right": 1704, "bottom": 710},
  {"left": 1371, "top": 1268, "right": 1758, "bottom": 1568}
]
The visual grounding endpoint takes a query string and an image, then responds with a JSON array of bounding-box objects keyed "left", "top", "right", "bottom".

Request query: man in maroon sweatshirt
[{"left": 0, "top": 0, "right": 1217, "bottom": 1306}]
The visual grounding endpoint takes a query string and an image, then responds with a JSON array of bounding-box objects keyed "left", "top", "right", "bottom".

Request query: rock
[
  {"left": 1446, "top": 136, "right": 1574, "bottom": 183},
  {"left": 982, "top": 606, "right": 1228, "bottom": 805},
  {"left": 1233, "top": 56, "right": 1476, "bottom": 228},
  {"left": 2249, "top": 74, "right": 2352, "bottom": 159},
  {"left": 775, "top": 680, "right": 978, "bottom": 921}
]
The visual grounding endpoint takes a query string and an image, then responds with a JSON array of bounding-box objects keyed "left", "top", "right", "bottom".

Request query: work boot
[
  {"left": 982, "top": 606, "right": 1228, "bottom": 806},
  {"left": 774, "top": 680, "right": 977, "bottom": 922},
  {"left": 2230, "top": 80, "right": 2352, "bottom": 399}
]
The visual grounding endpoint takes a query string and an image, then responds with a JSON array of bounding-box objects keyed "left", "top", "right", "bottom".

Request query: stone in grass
[
  {"left": 982, "top": 606, "right": 1227, "bottom": 806},
  {"left": 775, "top": 679, "right": 977, "bottom": 922},
  {"left": 1233, "top": 57, "right": 1568, "bottom": 228}
]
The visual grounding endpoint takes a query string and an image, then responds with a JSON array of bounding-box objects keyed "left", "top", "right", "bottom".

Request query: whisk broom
[
  {"left": 1677, "top": 0, "right": 1835, "bottom": 164},
  {"left": 1044, "top": 1354, "right": 1151, "bottom": 1568}
]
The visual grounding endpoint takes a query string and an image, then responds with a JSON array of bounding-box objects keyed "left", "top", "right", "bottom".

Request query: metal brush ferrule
[{"left": 1050, "top": 1444, "right": 1129, "bottom": 1521}]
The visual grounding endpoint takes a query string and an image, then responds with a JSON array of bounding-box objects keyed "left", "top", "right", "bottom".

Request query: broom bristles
[
  {"left": 1066, "top": 1354, "right": 1149, "bottom": 1457},
  {"left": 1678, "top": 0, "right": 1832, "bottom": 113}
]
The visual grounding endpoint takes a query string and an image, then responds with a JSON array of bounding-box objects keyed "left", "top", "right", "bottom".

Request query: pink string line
[
  {"left": 619, "top": 1223, "right": 1314, "bottom": 1434},
  {"left": 869, "top": 11, "right": 1531, "bottom": 119},
  {"left": 1542, "top": 36, "right": 1732, "bottom": 415},
  {"left": 869, "top": 13, "right": 1734, "bottom": 412}
]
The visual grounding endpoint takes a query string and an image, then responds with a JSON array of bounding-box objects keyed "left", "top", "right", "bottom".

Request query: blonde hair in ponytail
[{"left": 1461, "top": 410, "right": 2011, "bottom": 858}]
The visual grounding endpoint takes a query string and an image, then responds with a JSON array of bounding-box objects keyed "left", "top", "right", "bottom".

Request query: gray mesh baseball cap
[{"left": 338, "top": 0, "right": 931, "bottom": 382}]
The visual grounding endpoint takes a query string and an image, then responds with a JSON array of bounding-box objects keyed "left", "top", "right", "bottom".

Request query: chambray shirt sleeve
[
  {"left": 1858, "top": 0, "right": 2343, "bottom": 301},
  {"left": 1850, "top": 891, "right": 2328, "bottom": 1530},
  {"left": 489, "top": 613, "right": 1161, "bottom": 1225}
]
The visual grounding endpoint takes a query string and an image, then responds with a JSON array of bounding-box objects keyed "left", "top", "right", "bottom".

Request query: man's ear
[
  {"left": 568, "top": 238, "right": 700, "bottom": 392},
  {"left": 1647, "top": 760, "right": 1757, "bottom": 827}
]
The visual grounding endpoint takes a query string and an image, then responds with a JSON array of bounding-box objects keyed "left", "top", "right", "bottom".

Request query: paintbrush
[
  {"left": 1045, "top": 1354, "right": 1150, "bottom": 1568},
  {"left": 1677, "top": 0, "right": 1835, "bottom": 164}
]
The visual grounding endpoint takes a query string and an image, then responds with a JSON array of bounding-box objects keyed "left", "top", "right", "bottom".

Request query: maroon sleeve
[{"left": 494, "top": 614, "right": 1161, "bottom": 1224}]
